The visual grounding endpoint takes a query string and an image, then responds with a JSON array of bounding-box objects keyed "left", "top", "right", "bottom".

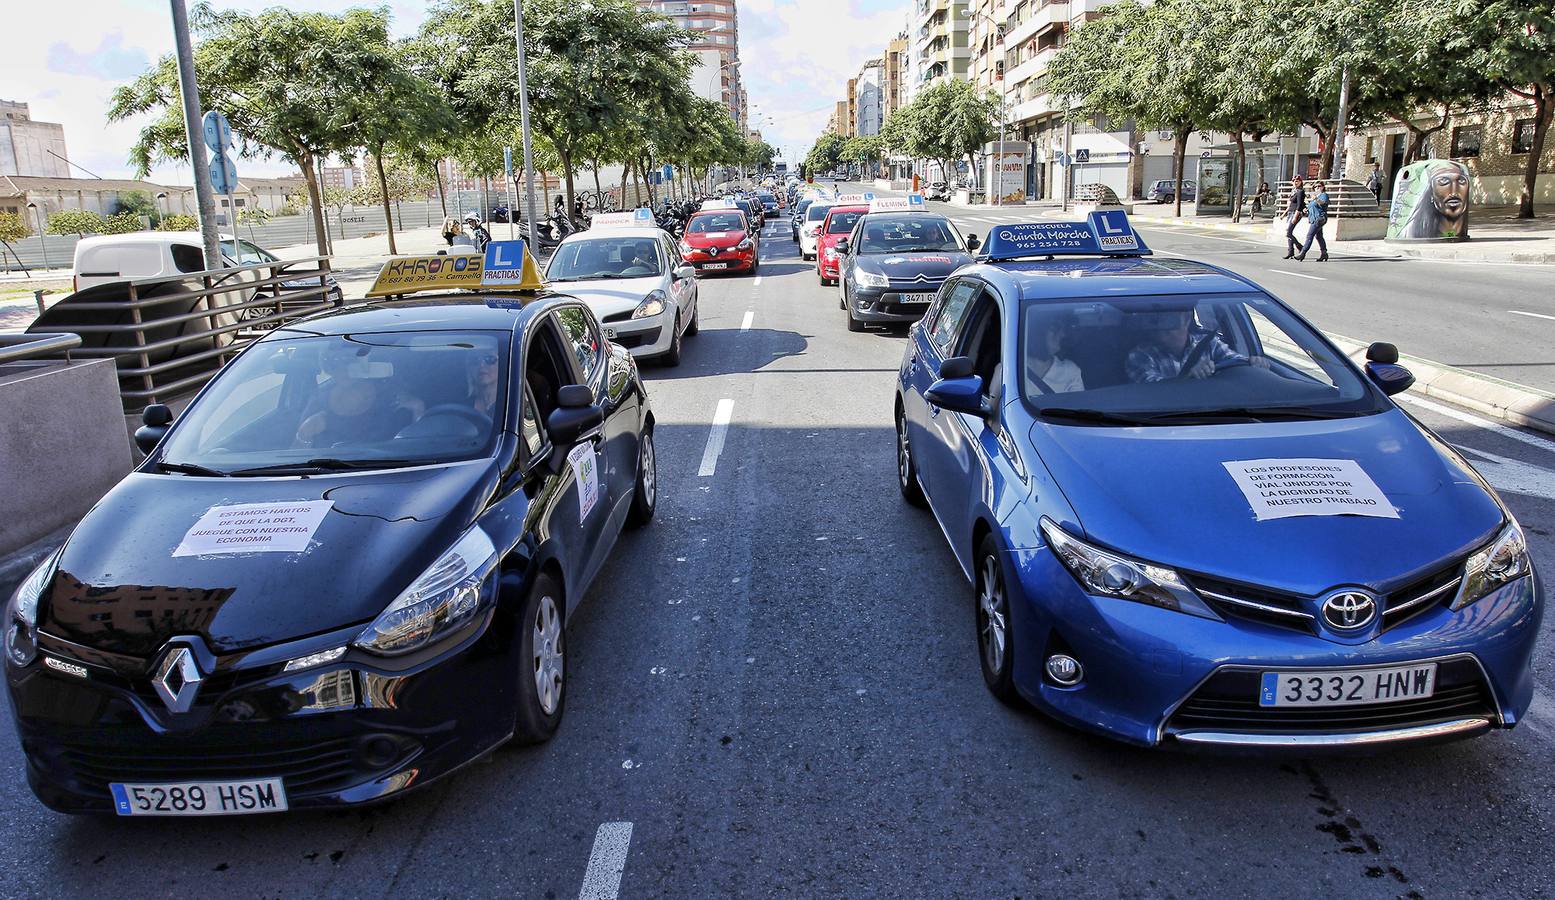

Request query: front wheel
[
  {"left": 660, "top": 315, "right": 683, "bottom": 367},
  {"left": 513, "top": 572, "right": 567, "bottom": 743},
  {"left": 684, "top": 298, "right": 700, "bottom": 336},
  {"left": 626, "top": 427, "right": 656, "bottom": 527},
  {"left": 976, "top": 534, "right": 1020, "bottom": 704},
  {"left": 896, "top": 409, "right": 926, "bottom": 506}
]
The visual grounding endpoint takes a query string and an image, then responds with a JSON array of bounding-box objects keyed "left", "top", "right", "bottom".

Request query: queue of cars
[{"left": 4, "top": 191, "right": 1541, "bottom": 817}]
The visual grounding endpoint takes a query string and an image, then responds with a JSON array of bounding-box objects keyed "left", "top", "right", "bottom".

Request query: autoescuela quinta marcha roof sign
[{"left": 982, "top": 210, "right": 1152, "bottom": 261}]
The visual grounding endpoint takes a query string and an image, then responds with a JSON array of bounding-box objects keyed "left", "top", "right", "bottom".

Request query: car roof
[
  {"left": 76, "top": 231, "right": 239, "bottom": 248},
  {"left": 270, "top": 292, "right": 583, "bottom": 337},
  {"left": 561, "top": 225, "right": 666, "bottom": 240},
  {"left": 824, "top": 205, "right": 870, "bottom": 216},
  {"left": 968, "top": 256, "right": 1261, "bottom": 302},
  {"left": 860, "top": 211, "right": 950, "bottom": 225}
]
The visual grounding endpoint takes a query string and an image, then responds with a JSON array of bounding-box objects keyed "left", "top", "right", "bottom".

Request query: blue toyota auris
[{"left": 896, "top": 214, "right": 1540, "bottom": 749}]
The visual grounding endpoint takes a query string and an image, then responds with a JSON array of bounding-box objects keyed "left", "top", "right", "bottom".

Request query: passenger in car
[
  {"left": 467, "top": 349, "right": 502, "bottom": 420},
  {"left": 1026, "top": 311, "right": 1085, "bottom": 394}
]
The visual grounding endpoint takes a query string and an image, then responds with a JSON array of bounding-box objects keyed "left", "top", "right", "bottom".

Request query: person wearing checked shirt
[{"left": 1126, "top": 311, "right": 1266, "bottom": 383}]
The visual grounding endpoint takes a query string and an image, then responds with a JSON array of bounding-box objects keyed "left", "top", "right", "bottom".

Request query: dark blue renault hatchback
[
  {"left": 5, "top": 273, "right": 658, "bottom": 814},
  {"left": 896, "top": 213, "right": 1540, "bottom": 749}
]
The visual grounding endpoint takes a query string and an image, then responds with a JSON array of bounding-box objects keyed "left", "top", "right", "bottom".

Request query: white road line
[
  {"left": 1267, "top": 268, "right": 1326, "bottom": 281},
  {"left": 753, "top": 276, "right": 762, "bottom": 287},
  {"left": 1400, "top": 395, "right": 1555, "bottom": 456},
  {"left": 1509, "top": 309, "right": 1555, "bottom": 322},
  {"left": 697, "top": 398, "right": 734, "bottom": 477},
  {"left": 740, "top": 310, "right": 754, "bottom": 331},
  {"left": 578, "top": 822, "right": 633, "bottom": 900}
]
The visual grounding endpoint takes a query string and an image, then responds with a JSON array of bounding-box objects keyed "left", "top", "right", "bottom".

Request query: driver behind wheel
[
  {"left": 466, "top": 347, "right": 502, "bottom": 420},
  {"left": 1125, "top": 310, "right": 1259, "bottom": 383},
  {"left": 296, "top": 347, "right": 424, "bottom": 446}
]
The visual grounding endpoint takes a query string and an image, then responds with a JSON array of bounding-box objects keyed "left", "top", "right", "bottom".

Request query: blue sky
[{"left": 1, "top": 0, "right": 905, "bottom": 184}]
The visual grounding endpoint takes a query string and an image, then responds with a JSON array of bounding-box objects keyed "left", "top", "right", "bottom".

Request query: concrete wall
[{"left": 0, "top": 358, "right": 132, "bottom": 554}]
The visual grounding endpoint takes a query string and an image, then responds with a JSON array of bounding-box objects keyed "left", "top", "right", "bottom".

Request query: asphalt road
[{"left": 2, "top": 206, "right": 1555, "bottom": 898}]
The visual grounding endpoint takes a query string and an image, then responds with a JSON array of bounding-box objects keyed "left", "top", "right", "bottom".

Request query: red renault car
[
  {"left": 816, "top": 203, "right": 870, "bottom": 285},
  {"left": 679, "top": 208, "right": 759, "bottom": 276}
]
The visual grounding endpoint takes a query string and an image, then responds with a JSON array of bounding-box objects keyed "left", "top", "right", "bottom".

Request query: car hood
[
  {"left": 549, "top": 276, "right": 664, "bottom": 315},
  {"left": 856, "top": 251, "right": 972, "bottom": 280},
  {"left": 42, "top": 462, "right": 496, "bottom": 656},
  {"left": 1032, "top": 409, "right": 1503, "bottom": 595},
  {"left": 685, "top": 231, "right": 746, "bottom": 248}
]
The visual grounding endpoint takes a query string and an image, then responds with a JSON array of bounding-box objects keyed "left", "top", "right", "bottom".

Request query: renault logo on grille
[
  {"left": 1321, "top": 591, "right": 1377, "bottom": 631},
  {"left": 152, "top": 645, "right": 203, "bottom": 713}
]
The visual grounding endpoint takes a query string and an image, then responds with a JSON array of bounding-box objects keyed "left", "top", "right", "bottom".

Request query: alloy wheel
[
  {"left": 641, "top": 431, "right": 657, "bottom": 508},
  {"left": 896, "top": 416, "right": 911, "bottom": 489},
  {"left": 533, "top": 594, "right": 564, "bottom": 715},
  {"left": 978, "top": 555, "right": 1008, "bottom": 676}
]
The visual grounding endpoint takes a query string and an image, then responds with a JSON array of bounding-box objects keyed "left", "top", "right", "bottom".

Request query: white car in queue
[{"left": 544, "top": 210, "right": 700, "bottom": 367}]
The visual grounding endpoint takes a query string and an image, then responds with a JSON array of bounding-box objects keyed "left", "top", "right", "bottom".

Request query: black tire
[
  {"left": 660, "top": 316, "right": 683, "bottom": 367},
  {"left": 626, "top": 426, "right": 657, "bottom": 528},
  {"left": 684, "top": 299, "right": 700, "bottom": 336},
  {"left": 839, "top": 283, "right": 847, "bottom": 310},
  {"left": 896, "top": 407, "right": 926, "bottom": 507},
  {"left": 976, "top": 534, "right": 1020, "bottom": 704},
  {"left": 513, "top": 571, "right": 567, "bottom": 743},
  {"left": 846, "top": 306, "right": 864, "bottom": 332}
]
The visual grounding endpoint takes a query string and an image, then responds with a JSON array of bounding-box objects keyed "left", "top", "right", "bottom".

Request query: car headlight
[
  {"left": 355, "top": 527, "right": 498, "bottom": 655},
  {"left": 824, "top": 247, "right": 840, "bottom": 259},
  {"left": 1453, "top": 521, "right": 1529, "bottom": 610},
  {"left": 857, "top": 270, "right": 889, "bottom": 288},
  {"left": 1039, "top": 518, "right": 1218, "bottom": 619},
  {"left": 632, "top": 290, "right": 667, "bottom": 319},
  {"left": 6, "top": 548, "right": 61, "bottom": 667},
  {"left": 736, "top": 238, "right": 753, "bottom": 250}
]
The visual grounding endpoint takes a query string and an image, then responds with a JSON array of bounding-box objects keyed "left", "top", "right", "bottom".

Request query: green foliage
[
  {"left": 237, "top": 206, "right": 273, "bottom": 225},
  {"left": 805, "top": 132, "right": 848, "bottom": 174},
  {"left": 0, "top": 212, "right": 30, "bottom": 243},
  {"left": 746, "top": 139, "right": 778, "bottom": 171},
  {"left": 158, "top": 214, "right": 199, "bottom": 231},
  {"left": 97, "top": 212, "right": 146, "bottom": 235},
  {"left": 113, "top": 191, "right": 159, "bottom": 218},
  {"left": 875, "top": 80, "right": 999, "bottom": 183},
  {"left": 46, "top": 210, "right": 103, "bottom": 237}
]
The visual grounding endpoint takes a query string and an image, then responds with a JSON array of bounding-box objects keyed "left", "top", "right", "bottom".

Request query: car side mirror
[
  {"left": 135, "top": 403, "right": 173, "bottom": 454},
  {"left": 1366, "top": 361, "right": 1415, "bottom": 396},
  {"left": 1366, "top": 341, "right": 1399, "bottom": 364},
  {"left": 546, "top": 388, "right": 604, "bottom": 465},
  {"left": 675, "top": 265, "right": 695, "bottom": 281},
  {"left": 836, "top": 238, "right": 850, "bottom": 253},
  {"left": 925, "top": 372, "right": 989, "bottom": 417},
  {"left": 966, "top": 234, "right": 981, "bottom": 251}
]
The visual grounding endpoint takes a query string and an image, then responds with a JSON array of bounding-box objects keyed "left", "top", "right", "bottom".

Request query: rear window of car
[
  {"left": 825, "top": 210, "right": 864, "bottom": 234},
  {"left": 806, "top": 204, "right": 834, "bottom": 222}
]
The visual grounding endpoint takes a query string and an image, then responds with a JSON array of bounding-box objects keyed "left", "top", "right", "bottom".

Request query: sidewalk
[{"left": 1128, "top": 206, "right": 1555, "bottom": 264}]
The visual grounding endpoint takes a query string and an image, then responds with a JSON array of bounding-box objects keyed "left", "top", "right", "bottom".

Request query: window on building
[
  {"left": 1450, "top": 124, "right": 1482, "bottom": 159},
  {"left": 1513, "top": 118, "right": 1538, "bottom": 155}
]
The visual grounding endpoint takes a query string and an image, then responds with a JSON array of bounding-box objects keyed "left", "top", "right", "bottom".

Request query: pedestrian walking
[
  {"left": 1365, "top": 162, "right": 1382, "bottom": 200},
  {"left": 440, "top": 215, "right": 459, "bottom": 247},
  {"left": 1282, "top": 175, "right": 1308, "bottom": 259},
  {"left": 1296, "top": 181, "right": 1329, "bottom": 262}
]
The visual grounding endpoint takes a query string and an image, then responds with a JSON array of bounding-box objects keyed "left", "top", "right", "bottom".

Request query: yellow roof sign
[{"left": 366, "top": 241, "right": 545, "bottom": 298}]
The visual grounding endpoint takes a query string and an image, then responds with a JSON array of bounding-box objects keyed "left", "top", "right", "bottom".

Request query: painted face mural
[{"left": 1388, "top": 160, "right": 1472, "bottom": 241}]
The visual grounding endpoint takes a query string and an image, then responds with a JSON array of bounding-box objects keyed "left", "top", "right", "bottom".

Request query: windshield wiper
[
  {"left": 1141, "top": 406, "right": 1358, "bottom": 423},
  {"left": 1036, "top": 407, "right": 1160, "bottom": 426},
  {"left": 155, "top": 460, "right": 231, "bottom": 477},
  {"left": 228, "top": 458, "right": 429, "bottom": 476}
]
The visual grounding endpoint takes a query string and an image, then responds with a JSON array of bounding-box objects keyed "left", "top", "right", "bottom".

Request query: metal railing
[
  {"left": 26, "top": 257, "right": 341, "bottom": 410},
  {"left": 0, "top": 332, "right": 81, "bottom": 366}
]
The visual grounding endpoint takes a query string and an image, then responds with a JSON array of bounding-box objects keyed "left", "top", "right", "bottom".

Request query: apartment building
[
  {"left": 856, "top": 59, "right": 885, "bottom": 137},
  {"left": 638, "top": 0, "right": 746, "bottom": 128},
  {"left": 914, "top": 0, "right": 970, "bottom": 89},
  {"left": 884, "top": 36, "right": 911, "bottom": 121}
]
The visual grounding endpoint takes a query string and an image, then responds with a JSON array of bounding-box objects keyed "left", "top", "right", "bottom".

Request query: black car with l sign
[{"left": 4, "top": 289, "right": 658, "bottom": 815}]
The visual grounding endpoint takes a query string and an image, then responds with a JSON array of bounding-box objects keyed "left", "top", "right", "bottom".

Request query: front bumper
[
  {"left": 8, "top": 612, "right": 517, "bottom": 814},
  {"left": 683, "top": 251, "right": 754, "bottom": 273},
  {"left": 1002, "top": 547, "right": 1541, "bottom": 749},
  {"left": 846, "top": 287, "right": 936, "bottom": 323},
  {"left": 602, "top": 310, "right": 672, "bottom": 358},
  {"left": 818, "top": 254, "right": 842, "bottom": 278}
]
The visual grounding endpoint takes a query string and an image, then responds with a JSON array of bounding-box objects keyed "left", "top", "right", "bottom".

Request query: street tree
[
  {"left": 840, "top": 135, "right": 883, "bottom": 179},
  {"left": 805, "top": 132, "right": 848, "bottom": 176},
  {"left": 109, "top": 7, "right": 403, "bottom": 256},
  {"left": 0, "top": 212, "right": 30, "bottom": 275},
  {"left": 46, "top": 210, "right": 103, "bottom": 238},
  {"left": 907, "top": 80, "right": 1000, "bottom": 189}
]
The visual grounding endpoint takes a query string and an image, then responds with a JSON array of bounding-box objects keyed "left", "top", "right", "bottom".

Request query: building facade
[
  {"left": 856, "top": 59, "right": 885, "bottom": 137},
  {"left": 1, "top": 101, "right": 69, "bottom": 179},
  {"left": 915, "top": 0, "right": 970, "bottom": 89},
  {"left": 638, "top": 0, "right": 746, "bottom": 128}
]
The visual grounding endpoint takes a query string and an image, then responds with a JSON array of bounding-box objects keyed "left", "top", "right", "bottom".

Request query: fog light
[
  {"left": 1045, "top": 654, "right": 1083, "bottom": 686},
  {"left": 360, "top": 735, "right": 402, "bottom": 768}
]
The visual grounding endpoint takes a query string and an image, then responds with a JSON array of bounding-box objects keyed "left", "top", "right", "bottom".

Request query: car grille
[
  {"left": 1186, "top": 561, "right": 1464, "bottom": 635},
  {"left": 54, "top": 735, "right": 366, "bottom": 795},
  {"left": 1164, "top": 657, "right": 1496, "bottom": 736}
]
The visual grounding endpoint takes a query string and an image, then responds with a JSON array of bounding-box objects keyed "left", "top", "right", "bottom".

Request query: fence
[{"left": 26, "top": 256, "right": 340, "bottom": 410}]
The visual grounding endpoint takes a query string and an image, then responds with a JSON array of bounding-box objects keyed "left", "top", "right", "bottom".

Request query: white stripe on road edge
[
  {"left": 579, "top": 822, "right": 633, "bottom": 900},
  {"left": 1509, "top": 309, "right": 1555, "bottom": 322},
  {"left": 753, "top": 276, "right": 762, "bottom": 287},
  {"left": 740, "top": 310, "right": 754, "bottom": 332},
  {"left": 1399, "top": 395, "right": 1555, "bottom": 456},
  {"left": 698, "top": 399, "right": 734, "bottom": 477},
  {"left": 1268, "top": 268, "right": 1326, "bottom": 281}
]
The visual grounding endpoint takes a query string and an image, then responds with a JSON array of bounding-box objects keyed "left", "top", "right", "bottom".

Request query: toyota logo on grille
[
  {"left": 1321, "top": 591, "right": 1377, "bottom": 631},
  {"left": 151, "top": 645, "right": 203, "bottom": 713}
]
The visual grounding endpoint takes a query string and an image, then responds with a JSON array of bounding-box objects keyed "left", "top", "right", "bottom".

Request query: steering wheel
[
  {"left": 415, "top": 403, "right": 493, "bottom": 431},
  {"left": 1174, "top": 334, "right": 1216, "bottom": 380}
]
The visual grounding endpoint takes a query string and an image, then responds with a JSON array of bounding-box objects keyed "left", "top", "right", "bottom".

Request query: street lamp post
[
  {"left": 513, "top": 0, "right": 540, "bottom": 248},
  {"left": 26, "top": 203, "right": 49, "bottom": 271}
]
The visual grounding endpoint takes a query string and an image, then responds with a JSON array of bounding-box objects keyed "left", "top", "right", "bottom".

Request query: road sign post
[{"left": 171, "top": 0, "right": 223, "bottom": 271}]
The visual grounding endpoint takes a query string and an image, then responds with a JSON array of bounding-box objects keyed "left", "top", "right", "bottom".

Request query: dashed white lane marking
[
  {"left": 1268, "top": 268, "right": 1326, "bottom": 281},
  {"left": 740, "top": 310, "right": 754, "bottom": 332},
  {"left": 753, "top": 276, "right": 762, "bottom": 287},
  {"left": 697, "top": 398, "right": 735, "bottom": 477},
  {"left": 578, "top": 822, "right": 633, "bottom": 900},
  {"left": 1509, "top": 309, "right": 1555, "bottom": 322}
]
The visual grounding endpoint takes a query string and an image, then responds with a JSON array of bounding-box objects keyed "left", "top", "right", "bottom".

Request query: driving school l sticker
[
  {"left": 173, "top": 500, "right": 334, "bottom": 556},
  {"left": 1222, "top": 459, "right": 1398, "bottom": 521},
  {"left": 568, "top": 444, "right": 600, "bottom": 519}
]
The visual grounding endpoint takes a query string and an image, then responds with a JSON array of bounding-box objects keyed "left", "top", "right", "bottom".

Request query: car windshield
[
  {"left": 689, "top": 213, "right": 745, "bottom": 233},
  {"left": 157, "top": 330, "right": 508, "bottom": 472},
  {"left": 857, "top": 216, "right": 961, "bottom": 253},
  {"left": 220, "top": 239, "right": 278, "bottom": 264},
  {"left": 806, "top": 204, "right": 834, "bottom": 222},
  {"left": 547, "top": 236, "right": 663, "bottom": 281},
  {"left": 1017, "top": 294, "right": 1385, "bottom": 423},
  {"left": 826, "top": 210, "right": 864, "bottom": 234}
]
